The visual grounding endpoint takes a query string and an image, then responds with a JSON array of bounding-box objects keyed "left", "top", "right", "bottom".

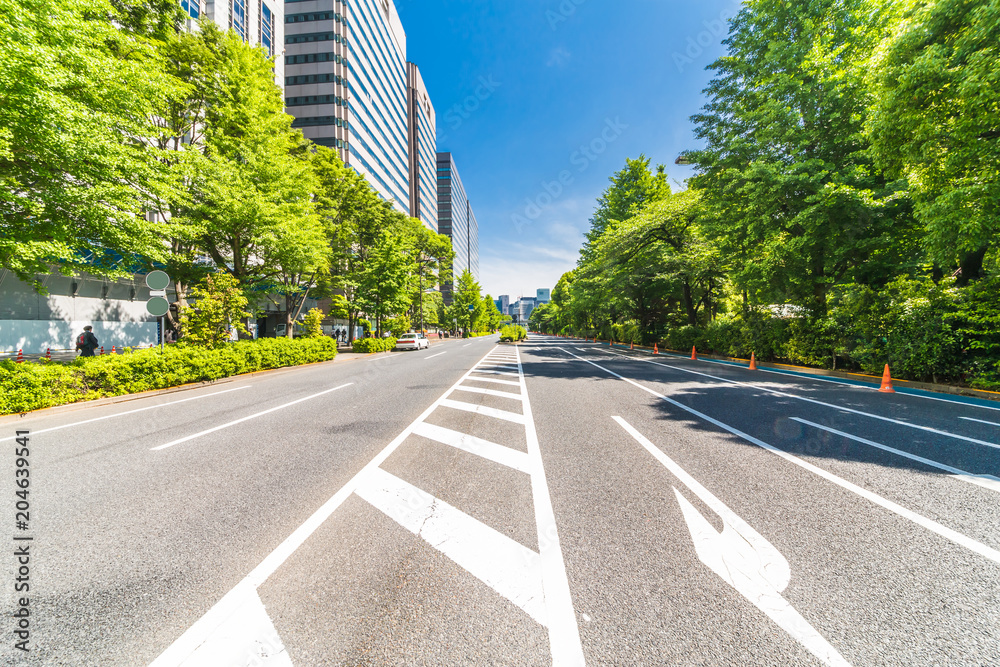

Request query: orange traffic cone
[
  {"left": 100, "top": 346, "right": 104, "bottom": 355},
  {"left": 654, "top": 343, "right": 659, "bottom": 355},
  {"left": 749, "top": 352, "right": 757, "bottom": 370},
  {"left": 630, "top": 341, "right": 634, "bottom": 350},
  {"left": 111, "top": 345, "right": 116, "bottom": 354},
  {"left": 45, "top": 348, "right": 51, "bottom": 360},
  {"left": 879, "top": 364, "right": 895, "bottom": 393},
  {"left": 16, "top": 349, "right": 23, "bottom": 364},
  {"left": 691, "top": 346, "right": 698, "bottom": 361}
]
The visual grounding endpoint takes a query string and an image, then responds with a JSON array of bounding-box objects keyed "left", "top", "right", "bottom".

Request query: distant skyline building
[
  {"left": 536, "top": 288, "right": 551, "bottom": 304},
  {"left": 497, "top": 295, "right": 510, "bottom": 315},
  {"left": 437, "top": 152, "right": 479, "bottom": 304}
]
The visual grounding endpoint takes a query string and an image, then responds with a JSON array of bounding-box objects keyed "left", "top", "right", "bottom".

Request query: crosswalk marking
[
  {"left": 461, "top": 376, "right": 523, "bottom": 387},
  {"left": 452, "top": 385, "right": 525, "bottom": 401},
  {"left": 470, "top": 369, "right": 521, "bottom": 377},
  {"left": 412, "top": 422, "right": 532, "bottom": 473},
  {"left": 355, "top": 467, "right": 548, "bottom": 625},
  {"left": 439, "top": 398, "right": 527, "bottom": 424}
]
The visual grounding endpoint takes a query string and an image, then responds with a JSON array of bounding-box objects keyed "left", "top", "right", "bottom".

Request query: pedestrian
[{"left": 75, "top": 326, "right": 99, "bottom": 357}]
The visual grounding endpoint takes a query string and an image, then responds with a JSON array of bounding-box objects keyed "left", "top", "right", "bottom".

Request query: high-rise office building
[
  {"left": 536, "top": 288, "right": 551, "bottom": 304},
  {"left": 181, "top": 0, "right": 284, "bottom": 83},
  {"left": 285, "top": 0, "right": 411, "bottom": 213},
  {"left": 437, "top": 151, "right": 479, "bottom": 304},
  {"left": 497, "top": 295, "right": 510, "bottom": 315},
  {"left": 407, "top": 63, "right": 438, "bottom": 230}
]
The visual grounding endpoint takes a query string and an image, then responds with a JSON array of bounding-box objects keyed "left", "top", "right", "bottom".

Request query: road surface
[{"left": 2, "top": 335, "right": 998, "bottom": 666}]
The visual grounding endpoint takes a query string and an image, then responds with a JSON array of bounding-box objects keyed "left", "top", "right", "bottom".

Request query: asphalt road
[{"left": 1, "top": 334, "right": 998, "bottom": 666}]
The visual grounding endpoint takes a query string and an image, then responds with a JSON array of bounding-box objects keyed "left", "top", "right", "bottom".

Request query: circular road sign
[
  {"left": 146, "top": 296, "right": 170, "bottom": 317},
  {"left": 146, "top": 270, "right": 170, "bottom": 290}
]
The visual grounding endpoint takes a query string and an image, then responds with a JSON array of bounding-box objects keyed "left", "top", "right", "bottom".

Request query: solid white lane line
[
  {"left": 958, "top": 416, "right": 1000, "bottom": 427},
  {"left": 150, "top": 347, "right": 504, "bottom": 666},
  {"left": 598, "top": 349, "right": 1000, "bottom": 451},
  {"left": 411, "top": 422, "right": 532, "bottom": 473},
  {"left": 513, "top": 345, "right": 586, "bottom": 666},
  {"left": 0, "top": 386, "right": 252, "bottom": 443},
  {"left": 439, "top": 399, "right": 526, "bottom": 424},
  {"left": 152, "top": 384, "right": 353, "bottom": 451},
  {"left": 560, "top": 349, "right": 1000, "bottom": 567},
  {"left": 615, "top": 417, "right": 850, "bottom": 667},
  {"left": 355, "top": 467, "right": 547, "bottom": 625},
  {"left": 461, "top": 376, "right": 522, "bottom": 387},
  {"left": 425, "top": 351, "right": 447, "bottom": 360},
  {"left": 793, "top": 418, "right": 1000, "bottom": 494},
  {"left": 453, "top": 385, "right": 525, "bottom": 401}
]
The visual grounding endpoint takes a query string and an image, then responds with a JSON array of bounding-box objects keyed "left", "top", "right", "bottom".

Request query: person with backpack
[{"left": 75, "top": 326, "right": 99, "bottom": 357}]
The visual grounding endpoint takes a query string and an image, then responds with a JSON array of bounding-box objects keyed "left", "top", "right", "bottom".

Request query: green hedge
[
  {"left": 0, "top": 337, "right": 337, "bottom": 415},
  {"left": 499, "top": 325, "right": 527, "bottom": 342},
  {"left": 351, "top": 336, "right": 397, "bottom": 353}
]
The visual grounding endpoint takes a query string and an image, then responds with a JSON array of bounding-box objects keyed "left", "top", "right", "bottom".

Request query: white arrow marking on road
[{"left": 614, "top": 417, "right": 851, "bottom": 667}]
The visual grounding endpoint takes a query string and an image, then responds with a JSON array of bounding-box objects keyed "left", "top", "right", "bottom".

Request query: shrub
[
  {"left": 667, "top": 325, "right": 707, "bottom": 353},
  {"left": 302, "top": 308, "right": 325, "bottom": 338},
  {"left": 351, "top": 336, "right": 397, "bottom": 353},
  {"left": 0, "top": 337, "right": 338, "bottom": 415},
  {"left": 499, "top": 325, "right": 527, "bottom": 342},
  {"left": 179, "top": 273, "right": 251, "bottom": 349}
]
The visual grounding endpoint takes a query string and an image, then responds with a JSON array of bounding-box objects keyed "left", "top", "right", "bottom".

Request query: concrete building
[
  {"left": 181, "top": 0, "right": 284, "bottom": 82},
  {"left": 285, "top": 0, "right": 411, "bottom": 214},
  {"left": 536, "top": 288, "right": 551, "bottom": 304},
  {"left": 406, "top": 62, "right": 438, "bottom": 230},
  {"left": 437, "top": 152, "right": 479, "bottom": 304},
  {"left": 497, "top": 295, "right": 510, "bottom": 315}
]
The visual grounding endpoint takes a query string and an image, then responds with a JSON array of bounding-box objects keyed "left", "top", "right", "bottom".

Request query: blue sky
[{"left": 396, "top": 0, "right": 742, "bottom": 300}]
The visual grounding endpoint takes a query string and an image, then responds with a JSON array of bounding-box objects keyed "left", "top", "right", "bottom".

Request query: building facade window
[
  {"left": 261, "top": 2, "right": 274, "bottom": 55},
  {"left": 180, "top": 0, "right": 199, "bottom": 19},
  {"left": 232, "top": 0, "right": 248, "bottom": 41}
]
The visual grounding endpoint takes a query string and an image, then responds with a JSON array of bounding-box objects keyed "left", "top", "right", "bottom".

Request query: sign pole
[{"left": 159, "top": 316, "right": 164, "bottom": 352}]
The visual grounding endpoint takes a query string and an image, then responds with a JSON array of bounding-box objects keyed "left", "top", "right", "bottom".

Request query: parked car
[{"left": 395, "top": 332, "right": 429, "bottom": 351}]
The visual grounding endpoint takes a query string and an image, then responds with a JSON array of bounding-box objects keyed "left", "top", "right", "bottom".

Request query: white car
[{"left": 395, "top": 333, "right": 429, "bottom": 351}]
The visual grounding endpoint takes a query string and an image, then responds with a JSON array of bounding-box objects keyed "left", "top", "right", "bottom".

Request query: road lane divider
[
  {"left": 411, "top": 422, "right": 532, "bottom": 473},
  {"left": 438, "top": 398, "right": 528, "bottom": 424},
  {"left": 559, "top": 348, "right": 1000, "bottom": 567},
  {"left": 424, "top": 351, "right": 447, "bottom": 360},
  {"left": 152, "top": 384, "right": 353, "bottom": 451},
  {"left": 0, "top": 386, "right": 251, "bottom": 443},
  {"left": 150, "top": 346, "right": 585, "bottom": 667},
  {"left": 614, "top": 417, "right": 851, "bottom": 667},
  {"left": 354, "top": 467, "right": 548, "bottom": 625},
  {"left": 595, "top": 348, "right": 1000, "bottom": 451},
  {"left": 792, "top": 418, "right": 1000, "bottom": 494},
  {"left": 958, "top": 416, "right": 1000, "bottom": 428},
  {"left": 451, "top": 385, "right": 526, "bottom": 401}
]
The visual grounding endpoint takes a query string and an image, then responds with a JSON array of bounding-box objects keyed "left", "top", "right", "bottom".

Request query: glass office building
[
  {"left": 407, "top": 62, "right": 438, "bottom": 230},
  {"left": 437, "top": 152, "right": 479, "bottom": 304},
  {"left": 285, "top": 0, "right": 413, "bottom": 215}
]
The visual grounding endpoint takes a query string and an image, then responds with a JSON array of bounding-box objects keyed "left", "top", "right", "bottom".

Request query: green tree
[
  {"left": 867, "top": 0, "right": 1000, "bottom": 282},
  {"left": 691, "top": 0, "right": 918, "bottom": 315},
  {"left": 447, "top": 270, "right": 484, "bottom": 335},
  {"left": 0, "top": 0, "right": 183, "bottom": 287},
  {"left": 179, "top": 273, "right": 250, "bottom": 348}
]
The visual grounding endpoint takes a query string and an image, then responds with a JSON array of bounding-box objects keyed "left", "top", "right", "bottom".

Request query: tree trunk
[
  {"left": 682, "top": 279, "right": 697, "bottom": 326},
  {"left": 957, "top": 245, "right": 988, "bottom": 286}
]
